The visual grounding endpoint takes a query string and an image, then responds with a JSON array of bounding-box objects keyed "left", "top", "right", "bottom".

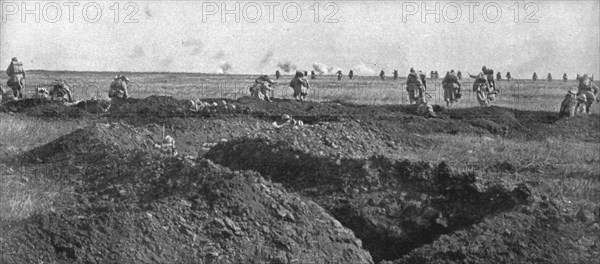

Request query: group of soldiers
[
  {"left": 3, "top": 58, "right": 598, "bottom": 118},
  {"left": 251, "top": 71, "right": 311, "bottom": 102},
  {"left": 2, "top": 57, "right": 131, "bottom": 106}
]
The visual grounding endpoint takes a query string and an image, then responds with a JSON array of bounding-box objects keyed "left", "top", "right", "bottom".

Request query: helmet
[{"left": 282, "top": 114, "right": 291, "bottom": 120}]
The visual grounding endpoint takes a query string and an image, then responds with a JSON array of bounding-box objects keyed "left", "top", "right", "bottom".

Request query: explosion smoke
[{"left": 277, "top": 61, "right": 297, "bottom": 73}]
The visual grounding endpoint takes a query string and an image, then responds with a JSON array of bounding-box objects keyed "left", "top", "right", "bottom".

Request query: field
[{"left": 1, "top": 71, "right": 599, "bottom": 264}]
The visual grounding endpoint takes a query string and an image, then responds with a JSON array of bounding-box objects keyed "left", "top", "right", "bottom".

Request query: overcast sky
[{"left": 1, "top": 1, "right": 598, "bottom": 78}]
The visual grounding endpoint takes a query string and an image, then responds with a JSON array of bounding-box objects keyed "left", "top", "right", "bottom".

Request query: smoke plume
[{"left": 277, "top": 61, "right": 297, "bottom": 73}]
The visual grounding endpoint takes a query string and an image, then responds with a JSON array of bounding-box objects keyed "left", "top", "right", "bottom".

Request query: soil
[{"left": 1, "top": 95, "right": 598, "bottom": 263}]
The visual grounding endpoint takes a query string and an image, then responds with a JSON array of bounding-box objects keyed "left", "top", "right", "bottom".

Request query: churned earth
[{"left": 1, "top": 95, "right": 598, "bottom": 263}]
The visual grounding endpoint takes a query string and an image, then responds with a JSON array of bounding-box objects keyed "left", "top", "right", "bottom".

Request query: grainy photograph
[{"left": 1, "top": 1, "right": 599, "bottom": 263}]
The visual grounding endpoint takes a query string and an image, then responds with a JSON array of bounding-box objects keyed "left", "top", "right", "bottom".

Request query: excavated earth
[{"left": 1, "top": 96, "right": 599, "bottom": 263}]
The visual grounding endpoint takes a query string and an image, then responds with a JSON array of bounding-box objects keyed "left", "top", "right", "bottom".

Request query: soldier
[
  {"left": 532, "top": 72, "right": 538, "bottom": 82},
  {"left": 289, "top": 71, "right": 310, "bottom": 101},
  {"left": 470, "top": 72, "right": 490, "bottom": 106},
  {"left": 109, "top": 75, "right": 130, "bottom": 100},
  {"left": 577, "top": 74, "right": 599, "bottom": 114},
  {"left": 442, "top": 70, "right": 461, "bottom": 108},
  {"left": 506, "top": 72, "right": 512, "bottom": 81},
  {"left": 304, "top": 71, "right": 308, "bottom": 78},
  {"left": 457, "top": 71, "right": 463, "bottom": 80},
  {"left": 406, "top": 68, "right": 424, "bottom": 104},
  {"left": 311, "top": 70, "right": 316, "bottom": 80},
  {"left": 275, "top": 70, "right": 281, "bottom": 80},
  {"left": 496, "top": 72, "right": 502, "bottom": 81},
  {"left": 6, "top": 57, "right": 26, "bottom": 99},
  {"left": 250, "top": 75, "right": 275, "bottom": 102},
  {"left": 576, "top": 74, "right": 581, "bottom": 82},
  {"left": 49, "top": 80, "right": 74, "bottom": 102},
  {"left": 419, "top": 70, "right": 428, "bottom": 90},
  {"left": 563, "top": 73, "right": 568, "bottom": 83},
  {"left": 379, "top": 70, "right": 385, "bottom": 80},
  {"left": 349, "top": 70, "right": 354, "bottom": 80},
  {"left": 393, "top": 70, "right": 399, "bottom": 81},
  {"left": 336, "top": 70, "right": 343, "bottom": 81},
  {"left": 482, "top": 66, "right": 495, "bottom": 90},
  {"left": 559, "top": 90, "right": 579, "bottom": 118},
  {"left": 430, "top": 71, "right": 435, "bottom": 80},
  {"left": 434, "top": 71, "right": 440, "bottom": 81},
  {"left": 547, "top": 73, "right": 552, "bottom": 82}
]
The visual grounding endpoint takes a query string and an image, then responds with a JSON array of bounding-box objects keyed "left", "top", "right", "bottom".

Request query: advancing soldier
[
  {"left": 336, "top": 70, "right": 343, "bottom": 81},
  {"left": 109, "top": 75, "right": 130, "bottom": 100},
  {"left": 349, "top": 70, "right": 354, "bottom": 80},
  {"left": 442, "top": 70, "right": 461, "bottom": 108},
  {"left": 496, "top": 72, "right": 502, "bottom": 81},
  {"left": 506, "top": 72, "right": 512, "bottom": 81},
  {"left": 419, "top": 70, "right": 428, "bottom": 90},
  {"left": 275, "top": 70, "right": 281, "bottom": 80},
  {"left": 559, "top": 90, "right": 579, "bottom": 118},
  {"left": 6, "top": 57, "right": 26, "bottom": 99},
  {"left": 304, "top": 71, "right": 308, "bottom": 78},
  {"left": 563, "top": 73, "right": 568, "bottom": 83},
  {"left": 311, "top": 70, "right": 316, "bottom": 80},
  {"left": 250, "top": 75, "right": 275, "bottom": 102},
  {"left": 482, "top": 66, "right": 495, "bottom": 90},
  {"left": 393, "top": 70, "right": 399, "bottom": 81},
  {"left": 547, "top": 73, "right": 552, "bottom": 82},
  {"left": 470, "top": 72, "right": 490, "bottom": 106},
  {"left": 406, "top": 68, "right": 424, "bottom": 104},
  {"left": 532, "top": 72, "right": 538, "bottom": 82},
  {"left": 289, "top": 71, "right": 310, "bottom": 101},
  {"left": 49, "top": 80, "right": 74, "bottom": 102},
  {"left": 577, "top": 74, "right": 599, "bottom": 114},
  {"left": 380, "top": 70, "right": 385, "bottom": 80},
  {"left": 457, "top": 71, "right": 463, "bottom": 80}
]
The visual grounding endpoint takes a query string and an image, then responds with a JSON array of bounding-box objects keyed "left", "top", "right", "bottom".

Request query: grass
[
  {"left": 419, "top": 134, "right": 600, "bottom": 202},
  {"left": 0, "top": 113, "right": 83, "bottom": 221}
]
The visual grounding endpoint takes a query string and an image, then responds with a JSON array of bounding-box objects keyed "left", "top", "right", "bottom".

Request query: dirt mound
[
  {"left": 23, "top": 122, "right": 156, "bottom": 163},
  {"left": 1, "top": 98, "right": 90, "bottom": 118},
  {"left": 106, "top": 95, "right": 243, "bottom": 119},
  {"left": 3, "top": 125, "right": 374, "bottom": 264},
  {"left": 205, "top": 136, "right": 532, "bottom": 262}
]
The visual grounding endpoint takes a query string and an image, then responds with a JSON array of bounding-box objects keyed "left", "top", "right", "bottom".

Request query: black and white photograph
[{"left": 1, "top": 1, "right": 599, "bottom": 263}]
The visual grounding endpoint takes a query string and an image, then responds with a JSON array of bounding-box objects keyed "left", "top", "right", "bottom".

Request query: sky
[{"left": 1, "top": 0, "right": 598, "bottom": 78}]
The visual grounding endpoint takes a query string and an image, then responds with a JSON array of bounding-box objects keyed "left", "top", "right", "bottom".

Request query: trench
[{"left": 204, "top": 137, "right": 531, "bottom": 263}]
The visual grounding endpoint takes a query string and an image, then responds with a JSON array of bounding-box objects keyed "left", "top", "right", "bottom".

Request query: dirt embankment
[{"left": 2, "top": 123, "right": 374, "bottom": 264}]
